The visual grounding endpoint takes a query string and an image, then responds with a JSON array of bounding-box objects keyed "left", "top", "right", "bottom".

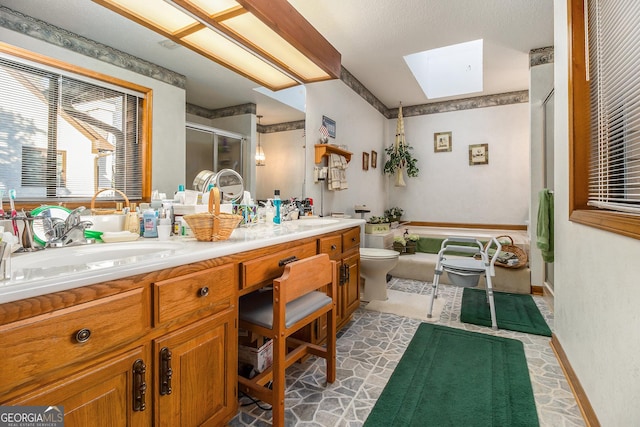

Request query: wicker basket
[
  {"left": 183, "top": 187, "right": 242, "bottom": 242},
  {"left": 90, "top": 188, "right": 129, "bottom": 215},
  {"left": 489, "top": 235, "right": 528, "bottom": 269}
]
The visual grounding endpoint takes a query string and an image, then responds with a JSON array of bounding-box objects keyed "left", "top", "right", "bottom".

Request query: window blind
[
  {"left": 0, "top": 55, "right": 143, "bottom": 201},
  {"left": 587, "top": 0, "right": 640, "bottom": 214}
]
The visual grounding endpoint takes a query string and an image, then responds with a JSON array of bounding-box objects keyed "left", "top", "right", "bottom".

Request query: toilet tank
[{"left": 364, "top": 230, "right": 395, "bottom": 249}]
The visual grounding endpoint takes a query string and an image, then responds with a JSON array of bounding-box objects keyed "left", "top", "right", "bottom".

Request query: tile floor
[{"left": 230, "top": 278, "right": 586, "bottom": 426}]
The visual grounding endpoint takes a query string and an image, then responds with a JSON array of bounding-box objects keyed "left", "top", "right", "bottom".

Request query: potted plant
[
  {"left": 393, "top": 236, "right": 407, "bottom": 254},
  {"left": 393, "top": 234, "right": 419, "bottom": 254},
  {"left": 383, "top": 144, "right": 419, "bottom": 186},
  {"left": 384, "top": 207, "right": 404, "bottom": 223},
  {"left": 383, "top": 104, "right": 419, "bottom": 186},
  {"left": 365, "top": 215, "right": 391, "bottom": 234},
  {"left": 405, "top": 233, "right": 420, "bottom": 254}
]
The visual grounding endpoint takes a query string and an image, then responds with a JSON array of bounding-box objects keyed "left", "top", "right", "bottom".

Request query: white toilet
[{"left": 359, "top": 248, "right": 400, "bottom": 301}]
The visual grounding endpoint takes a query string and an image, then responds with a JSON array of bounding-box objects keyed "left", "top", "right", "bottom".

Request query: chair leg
[
  {"left": 485, "top": 276, "right": 498, "bottom": 331},
  {"left": 271, "top": 335, "right": 287, "bottom": 427},
  {"left": 427, "top": 271, "right": 441, "bottom": 318},
  {"left": 326, "top": 306, "right": 337, "bottom": 383}
]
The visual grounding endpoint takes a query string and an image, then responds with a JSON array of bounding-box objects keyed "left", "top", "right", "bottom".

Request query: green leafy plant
[
  {"left": 385, "top": 207, "right": 404, "bottom": 218},
  {"left": 367, "top": 215, "right": 389, "bottom": 224},
  {"left": 383, "top": 144, "right": 419, "bottom": 177},
  {"left": 394, "top": 236, "right": 407, "bottom": 246},
  {"left": 406, "top": 234, "right": 420, "bottom": 242}
]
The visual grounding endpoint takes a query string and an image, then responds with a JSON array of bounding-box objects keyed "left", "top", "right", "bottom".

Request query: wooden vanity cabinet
[
  {"left": 1, "top": 261, "right": 238, "bottom": 427},
  {"left": 152, "top": 264, "right": 237, "bottom": 427},
  {"left": 339, "top": 227, "right": 361, "bottom": 329},
  {"left": 0, "top": 224, "right": 360, "bottom": 426},
  {"left": 317, "top": 226, "right": 361, "bottom": 336},
  {"left": 6, "top": 346, "right": 151, "bottom": 427},
  {"left": 1, "top": 287, "right": 153, "bottom": 427},
  {"left": 153, "top": 308, "right": 235, "bottom": 427}
]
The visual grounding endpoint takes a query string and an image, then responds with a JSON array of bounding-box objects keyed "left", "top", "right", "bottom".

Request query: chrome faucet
[{"left": 46, "top": 207, "right": 95, "bottom": 247}]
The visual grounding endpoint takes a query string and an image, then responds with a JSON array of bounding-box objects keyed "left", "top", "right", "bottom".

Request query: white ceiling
[{"left": 0, "top": 0, "right": 553, "bottom": 124}]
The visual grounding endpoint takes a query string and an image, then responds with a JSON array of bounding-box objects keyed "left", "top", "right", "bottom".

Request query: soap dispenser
[{"left": 273, "top": 190, "right": 281, "bottom": 224}]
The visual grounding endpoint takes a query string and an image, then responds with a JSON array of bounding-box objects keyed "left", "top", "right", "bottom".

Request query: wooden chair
[{"left": 238, "top": 253, "right": 337, "bottom": 426}]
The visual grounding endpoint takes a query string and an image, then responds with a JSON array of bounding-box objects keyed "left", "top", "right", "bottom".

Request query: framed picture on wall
[
  {"left": 371, "top": 150, "right": 377, "bottom": 168},
  {"left": 322, "top": 115, "right": 336, "bottom": 138},
  {"left": 362, "top": 152, "right": 369, "bottom": 170},
  {"left": 469, "top": 143, "right": 489, "bottom": 165},
  {"left": 434, "top": 131, "right": 452, "bottom": 152}
]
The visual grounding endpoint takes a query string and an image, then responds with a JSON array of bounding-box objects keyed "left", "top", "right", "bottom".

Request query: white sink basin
[
  {"left": 295, "top": 218, "right": 340, "bottom": 226},
  {"left": 12, "top": 241, "right": 184, "bottom": 270}
]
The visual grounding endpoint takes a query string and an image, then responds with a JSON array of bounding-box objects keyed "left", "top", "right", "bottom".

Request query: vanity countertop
[{"left": 1, "top": 218, "right": 364, "bottom": 304}]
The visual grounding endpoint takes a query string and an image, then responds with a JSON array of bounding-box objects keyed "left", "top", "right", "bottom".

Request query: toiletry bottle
[
  {"left": 273, "top": 190, "right": 281, "bottom": 224},
  {"left": 174, "top": 184, "right": 185, "bottom": 205},
  {"left": 265, "top": 199, "right": 274, "bottom": 223},
  {"left": 143, "top": 208, "right": 158, "bottom": 238}
]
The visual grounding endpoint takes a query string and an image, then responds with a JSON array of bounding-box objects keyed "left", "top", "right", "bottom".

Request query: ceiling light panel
[
  {"left": 96, "top": 0, "right": 197, "bottom": 33},
  {"left": 187, "top": 0, "right": 240, "bottom": 15},
  {"left": 183, "top": 28, "right": 297, "bottom": 89},
  {"left": 222, "top": 13, "right": 331, "bottom": 81},
  {"left": 93, "top": 0, "right": 341, "bottom": 91}
]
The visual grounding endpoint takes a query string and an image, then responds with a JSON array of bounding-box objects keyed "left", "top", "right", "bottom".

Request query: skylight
[
  {"left": 404, "top": 39, "right": 483, "bottom": 99},
  {"left": 254, "top": 85, "right": 306, "bottom": 112}
]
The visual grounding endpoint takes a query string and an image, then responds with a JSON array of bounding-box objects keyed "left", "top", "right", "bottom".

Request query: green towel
[{"left": 536, "top": 189, "right": 554, "bottom": 263}]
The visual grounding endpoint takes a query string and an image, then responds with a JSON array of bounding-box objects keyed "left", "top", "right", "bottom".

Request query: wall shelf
[{"left": 314, "top": 144, "right": 352, "bottom": 164}]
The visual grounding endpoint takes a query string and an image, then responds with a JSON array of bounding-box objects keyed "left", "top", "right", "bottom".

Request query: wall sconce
[
  {"left": 93, "top": 0, "right": 341, "bottom": 91},
  {"left": 255, "top": 115, "right": 265, "bottom": 166}
]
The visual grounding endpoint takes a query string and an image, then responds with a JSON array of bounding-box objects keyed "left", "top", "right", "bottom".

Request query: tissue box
[
  {"left": 238, "top": 338, "right": 273, "bottom": 373},
  {"left": 172, "top": 204, "right": 209, "bottom": 215},
  {"left": 232, "top": 204, "right": 258, "bottom": 226}
]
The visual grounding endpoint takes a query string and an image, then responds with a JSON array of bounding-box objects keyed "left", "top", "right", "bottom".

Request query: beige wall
[
  {"left": 554, "top": 2, "right": 640, "bottom": 425},
  {"left": 385, "top": 104, "right": 530, "bottom": 225}
]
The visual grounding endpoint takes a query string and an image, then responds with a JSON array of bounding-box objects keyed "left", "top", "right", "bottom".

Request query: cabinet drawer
[
  {"left": 0, "top": 287, "right": 149, "bottom": 396},
  {"left": 342, "top": 227, "right": 360, "bottom": 251},
  {"left": 153, "top": 264, "right": 235, "bottom": 325},
  {"left": 318, "top": 235, "right": 342, "bottom": 260},
  {"left": 241, "top": 242, "right": 316, "bottom": 290}
]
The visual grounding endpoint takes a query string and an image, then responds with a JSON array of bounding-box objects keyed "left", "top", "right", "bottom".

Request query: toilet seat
[{"left": 360, "top": 248, "right": 399, "bottom": 259}]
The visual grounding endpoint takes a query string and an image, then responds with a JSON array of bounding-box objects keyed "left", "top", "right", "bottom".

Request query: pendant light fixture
[{"left": 255, "top": 115, "right": 266, "bottom": 166}]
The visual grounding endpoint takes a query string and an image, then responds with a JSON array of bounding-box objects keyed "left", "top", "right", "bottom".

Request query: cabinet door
[
  {"left": 7, "top": 346, "right": 151, "bottom": 427},
  {"left": 342, "top": 253, "right": 361, "bottom": 323},
  {"left": 154, "top": 308, "right": 237, "bottom": 427}
]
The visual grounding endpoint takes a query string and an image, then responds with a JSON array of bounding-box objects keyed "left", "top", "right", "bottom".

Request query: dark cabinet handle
[
  {"left": 75, "top": 328, "right": 91, "bottom": 343},
  {"left": 132, "top": 359, "right": 147, "bottom": 412},
  {"left": 331, "top": 244, "right": 337, "bottom": 250},
  {"left": 340, "top": 263, "right": 350, "bottom": 286},
  {"left": 351, "top": 237, "right": 356, "bottom": 242},
  {"left": 199, "top": 286, "right": 209, "bottom": 297},
  {"left": 160, "top": 347, "right": 173, "bottom": 395},
  {"left": 278, "top": 255, "right": 298, "bottom": 267}
]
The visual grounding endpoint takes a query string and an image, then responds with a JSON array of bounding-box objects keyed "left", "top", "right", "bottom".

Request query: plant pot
[
  {"left": 405, "top": 241, "right": 417, "bottom": 254},
  {"left": 365, "top": 223, "right": 391, "bottom": 234},
  {"left": 393, "top": 242, "right": 406, "bottom": 254},
  {"left": 395, "top": 170, "right": 406, "bottom": 187}
]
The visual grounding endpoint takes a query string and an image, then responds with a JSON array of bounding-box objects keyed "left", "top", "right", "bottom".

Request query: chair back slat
[{"left": 275, "top": 254, "right": 333, "bottom": 303}]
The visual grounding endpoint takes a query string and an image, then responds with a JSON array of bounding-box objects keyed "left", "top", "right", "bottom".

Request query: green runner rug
[
  {"left": 364, "top": 323, "right": 539, "bottom": 427},
  {"left": 460, "top": 288, "right": 552, "bottom": 336}
]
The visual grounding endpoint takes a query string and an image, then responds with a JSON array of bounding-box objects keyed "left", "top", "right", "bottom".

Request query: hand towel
[
  {"left": 536, "top": 189, "right": 554, "bottom": 263},
  {"left": 327, "top": 153, "right": 348, "bottom": 191}
]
